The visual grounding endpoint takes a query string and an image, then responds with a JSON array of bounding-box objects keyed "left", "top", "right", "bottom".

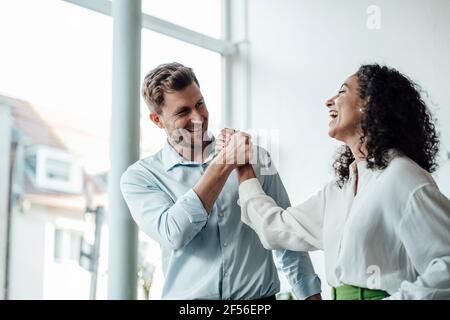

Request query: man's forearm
[{"left": 193, "top": 162, "right": 234, "bottom": 213}]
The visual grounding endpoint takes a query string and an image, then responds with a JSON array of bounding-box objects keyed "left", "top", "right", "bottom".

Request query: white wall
[
  {"left": 246, "top": 0, "right": 450, "bottom": 299},
  {"left": 8, "top": 210, "right": 46, "bottom": 299},
  {"left": 9, "top": 208, "right": 95, "bottom": 299}
]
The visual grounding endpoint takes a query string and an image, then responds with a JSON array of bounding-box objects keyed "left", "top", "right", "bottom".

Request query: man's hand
[
  {"left": 193, "top": 128, "right": 252, "bottom": 213},
  {"left": 215, "top": 128, "right": 237, "bottom": 154},
  {"left": 215, "top": 128, "right": 252, "bottom": 168}
]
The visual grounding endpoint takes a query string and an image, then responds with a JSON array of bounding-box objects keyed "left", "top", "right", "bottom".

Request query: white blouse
[{"left": 239, "top": 153, "right": 450, "bottom": 299}]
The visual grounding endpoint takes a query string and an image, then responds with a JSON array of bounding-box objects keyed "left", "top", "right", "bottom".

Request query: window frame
[{"left": 61, "top": 0, "right": 249, "bottom": 130}]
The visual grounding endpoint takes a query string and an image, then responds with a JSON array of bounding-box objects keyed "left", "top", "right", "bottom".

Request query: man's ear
[{"left": 149, "top": 112, "right": 165, "bottom": 129}]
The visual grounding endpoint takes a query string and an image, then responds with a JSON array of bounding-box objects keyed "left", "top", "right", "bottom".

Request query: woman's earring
[{"left": 359, "top": 108, "right": 364, "bottom": 113}]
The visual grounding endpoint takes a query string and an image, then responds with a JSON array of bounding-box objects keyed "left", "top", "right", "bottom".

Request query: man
[{"left": 120, "top": 62, "right": 321, "bottom": 300}]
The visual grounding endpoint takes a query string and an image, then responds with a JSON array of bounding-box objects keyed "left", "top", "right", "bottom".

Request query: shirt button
[
  {"left": 224, "top": 272, "right": 228, "bottom": 277},
  {"left": 223, "top": 242, "right": 228, "bottom": 247},
  {"left": 219, "top": 213, "right": 224, "bottom": 218}
]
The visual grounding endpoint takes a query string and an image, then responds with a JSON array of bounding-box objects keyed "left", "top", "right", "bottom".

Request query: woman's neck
[{"left": 347, "top": 135, "right": 367, "bottom": 164}]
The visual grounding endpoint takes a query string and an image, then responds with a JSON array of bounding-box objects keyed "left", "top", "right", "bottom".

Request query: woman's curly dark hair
[{"left": 333, "top": 64, "right": 440, "bottom": 188}]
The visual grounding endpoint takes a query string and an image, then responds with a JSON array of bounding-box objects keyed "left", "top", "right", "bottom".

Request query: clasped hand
[{"left": 214, "top": 128, "right": 253, "bottom": 169}]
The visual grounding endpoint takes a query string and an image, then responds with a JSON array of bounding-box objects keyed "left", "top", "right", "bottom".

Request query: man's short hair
[{"left": 141, "top": 62, "right": 200, "bottom": 114}]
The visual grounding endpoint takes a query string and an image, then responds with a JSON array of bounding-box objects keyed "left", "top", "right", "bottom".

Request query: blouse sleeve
[
  {"left": 239, "top": 178, "right": 328, "bottom": 252},
  {"left": 388, "top": 183, "right": 450, "bottom": 300}
]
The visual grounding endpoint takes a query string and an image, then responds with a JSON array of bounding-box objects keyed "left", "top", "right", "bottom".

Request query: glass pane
[
  {"left": 70, "top": 232, "right": 82, "bottom": 261},
  {"left": 46, "top": 158, "right": 71, "bottom": 181},
  {"left": 140, "top": 29, "right": 222, "bottom": 158},
  {"left": 54, "top": 229, "right": 63, "bottom": 262},
  {"left": 142, "top": 0, "right": 221, "bottom": 39},
  {"left": 0, "top": 0, "right": 111, "bottom": 300}
]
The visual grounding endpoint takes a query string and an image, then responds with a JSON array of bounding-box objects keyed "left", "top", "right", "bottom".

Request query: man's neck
[{"left": 170, "top": 140, "right": 213, "bottom": 163}]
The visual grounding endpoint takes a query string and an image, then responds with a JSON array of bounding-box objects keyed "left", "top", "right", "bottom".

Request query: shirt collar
[
  {"left": 162, "top": 132, "right": 216, "bottom": 171},
  {"left": 349, "top": 159, "right": 367, "bottom": 180},
  {"left": 349, "top": 148, "right": 399, "bottom": 179}
]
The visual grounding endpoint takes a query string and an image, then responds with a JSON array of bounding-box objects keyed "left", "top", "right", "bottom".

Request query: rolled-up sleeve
[
  {"left": 275, "top": 249, "right": 322, "bottom": 299},
  {"left": 120, "top": 167, "right": 208, "bottom": 250}
]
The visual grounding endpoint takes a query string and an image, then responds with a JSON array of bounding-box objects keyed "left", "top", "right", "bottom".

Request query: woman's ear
[
  {"left": 358, "top": 97, "right": 370, "bottom": 113},
  {"left": 149, "top": 113, "right": 165, "bottom": 129}
]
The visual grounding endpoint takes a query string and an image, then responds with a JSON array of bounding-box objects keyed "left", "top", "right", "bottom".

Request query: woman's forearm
[{"left": 237, "top": 164, "right": 256, "bottom": 183}]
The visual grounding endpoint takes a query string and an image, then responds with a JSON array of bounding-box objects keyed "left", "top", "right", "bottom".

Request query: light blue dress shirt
[{"left": 120, "top": 138, "right": 321, "bottom": 300}]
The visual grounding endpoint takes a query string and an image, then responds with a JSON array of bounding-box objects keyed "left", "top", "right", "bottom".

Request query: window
[
  {"left": 1, "top": 0, "right": 112, "bottom": 299},
  {"left": 142, "top": 0, "right": 221, "bottom": 38},
  {"left": 24, "top": 146, "right": 83, "bottom": 194},
  {"left": 1, "top": 0, "right": 229, "bottom": 300},
  {"left": 54, "top": 229, "right": 82, "bottom": 263},
  {"left": 46, "top": 158, "right": 71, "bottom": 182}
]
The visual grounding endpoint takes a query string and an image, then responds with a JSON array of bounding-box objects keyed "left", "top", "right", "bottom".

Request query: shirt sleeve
[
  {"left": 120, "top": 166, "right": 209, "bottom": 250},
  {"left": 388, "top": 183, "right": 450, "bottom": 300},
  {"left": 256, "top": 152, "right": 322, "bottom": 299},
  {"left": 274, "top": 249, "right": 322, "bottom": 299},
  {"left": 239, "top": 178, "right": 326, "bottom": 252}
]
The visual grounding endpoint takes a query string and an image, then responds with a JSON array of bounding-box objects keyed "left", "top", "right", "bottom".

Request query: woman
[{"left": 217, "top": 64, "right": 450, "bottom": 300}]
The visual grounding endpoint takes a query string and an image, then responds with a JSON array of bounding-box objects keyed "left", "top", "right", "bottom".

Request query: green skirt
[{"left": 332, "top": 284, "right": 390, "bottom": 300}]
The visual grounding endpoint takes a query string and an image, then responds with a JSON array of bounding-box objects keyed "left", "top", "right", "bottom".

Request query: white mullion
[{"left": 221, "top": 0, "right": 232, "bottom": 127}]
